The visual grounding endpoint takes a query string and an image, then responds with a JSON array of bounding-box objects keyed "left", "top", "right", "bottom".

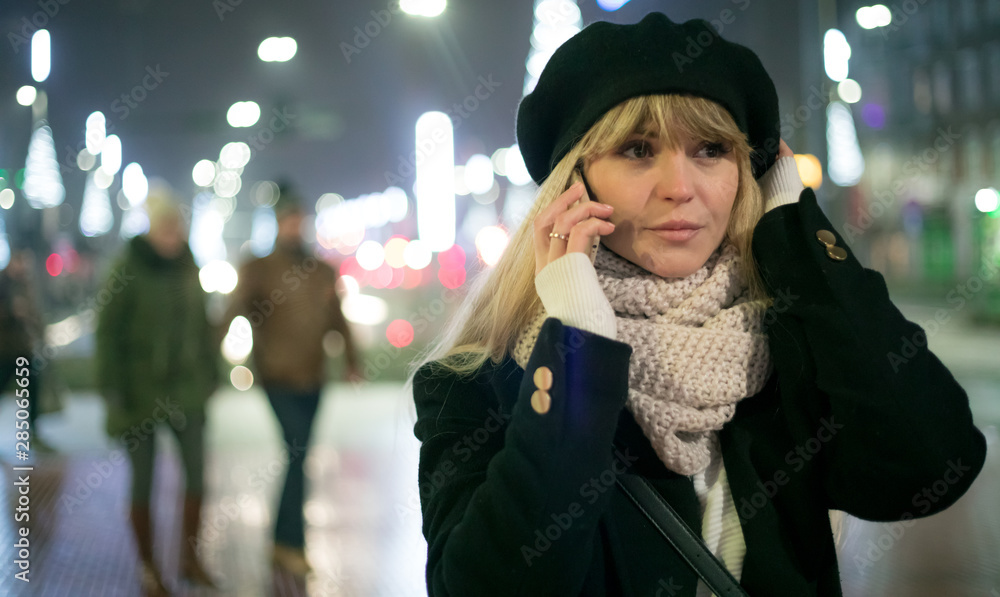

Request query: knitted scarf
[{"left": 513, "top": 241, "right": 772, "bottom": 475}]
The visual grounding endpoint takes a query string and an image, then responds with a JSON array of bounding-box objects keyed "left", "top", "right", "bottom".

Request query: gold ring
[{"left": 548, "top": 232, "right": 568, "bottom": 241}]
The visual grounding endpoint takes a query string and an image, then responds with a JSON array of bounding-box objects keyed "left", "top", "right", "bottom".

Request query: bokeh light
[
  {"left": 31, "top": 30, "right": 50, "bottom": 83},
  {"left": 231, "top": 366, "right": 254, "bottom": 391},
  {"left": 400, "top": 0, "right": 446, "bottom": 17},
  {"left": 837, "top": 79, "right": 862, "bottom": 104},
  {"left": 192, "top": 160, "right": 217, "bottom": 187},
  {"left": 16, "top": 86, "right": 37, "bottom": 107},
  {"left": 199, "top": 260, "right": 239, "bottom": 294},
  {"left": 856, "top": 5, "right": 892, "bottom": 29},
  {"left": 341, "top": 294, "right": 389, "bottom": 325},
  {"left": 222, "top": 316, "right": 253, "bottom": 365},
  {"left": 214, "top": 171, "right": 242, "bottom": 198},
  {"left": 46, "top": 253, "right": 63, "bottom": 276},
  {"left": 100, "top": 135, "right": 122, "bottom": 175},
  {"left": 794, "top": 154, "right": 824, "bottom": 189},
  {"left": 356, "top": 240, "right": 386, "bottom": 271},
  {"left": 227, "top": 101, "right": 261, "bottom": 127},
  {"left": 122, "top": 163, "right": 148, "bottom": 205},
  {"left": 437, "top": 244, "right": 466, "bottom": 268},
  {"left": 85, "top": 112, "right": 106, "bottom": 154},
  {"left": 975, "top": 188, "right": 999, "bottom": 213},
  {"left": 464, "top": 154, "right": 494, "bottom": 195},
  {"left": 438, "top": 266, "right": 466, "bottom": 289},
  {"left": 475, "top": 225, "right": 509, "bottom": 266},
  {"left": 386, "top": 319, "right": 415, "bottom": 348},
  {"left": 76, "top": 149, "right": 96, "bottom": 171},
  {"left": 258, "top": 37, "right": 297, "bottom": 62},
  {"left": 384, "top": 237, "right": 409, "bottom": 268},
  {"left": 823, "top": 29, "right": 851, "bottom": 82},
  {"left": 403, "top": 239, "right": 432, "bottom": 270},
  {"left": 505, "top": 145, "right": 533, "bottom": 186},
  {"left": 861, "top": 103, "right": 886, "bottom": 129}
]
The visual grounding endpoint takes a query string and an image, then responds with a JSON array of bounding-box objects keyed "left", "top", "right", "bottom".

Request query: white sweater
[{"left": 534, "top": 157, "right": 804, "bottom": 593}]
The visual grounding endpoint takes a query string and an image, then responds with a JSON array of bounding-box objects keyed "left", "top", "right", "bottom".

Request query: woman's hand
[
  {"left": 777, "top": 138, "right": 793, "bottom": 159},
  {"left": 533, "top": 182, "right": 615, "bottom": 275},
  {"left": 759, "top": 138, "right": 805, "bottom": 212}
]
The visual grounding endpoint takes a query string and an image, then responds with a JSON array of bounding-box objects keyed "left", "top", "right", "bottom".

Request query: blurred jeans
[
  {"left": 265, "top": 385, "right": 321, "bottom": 549},
  {"left": 128, "top": 408, "right": 205, "bottom": 504}
]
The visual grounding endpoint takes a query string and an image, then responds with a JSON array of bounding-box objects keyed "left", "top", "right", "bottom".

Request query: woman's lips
[{"left": 650, "top": 228, "right": 701, "bottom": 241}]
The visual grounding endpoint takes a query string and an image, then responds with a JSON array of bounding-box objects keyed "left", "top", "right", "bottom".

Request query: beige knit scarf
[{"left": 513, "top": 241, "right": 772, "bottom": 475}]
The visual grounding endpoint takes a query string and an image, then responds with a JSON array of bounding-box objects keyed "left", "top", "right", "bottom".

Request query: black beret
[{"left": 516, "top": 12, "right": 780, "bottom": 184}]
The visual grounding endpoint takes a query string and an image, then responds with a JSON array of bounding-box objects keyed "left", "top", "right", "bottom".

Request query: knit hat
[{"left": 516, "top": 12, "right": 780, "bottom": 184}]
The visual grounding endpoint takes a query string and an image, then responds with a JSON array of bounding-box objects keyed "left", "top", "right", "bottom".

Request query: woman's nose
[{"left": 652, "top": 151, "right": 695, "bottom": 203}]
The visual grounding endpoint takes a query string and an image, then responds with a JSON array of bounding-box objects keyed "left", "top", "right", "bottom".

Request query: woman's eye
[
  {"left": 698, "top": 142, "right": 729, "bottom": 159},
  {"left": 622, "top": 140, "right": 653, "bottom": 159}
]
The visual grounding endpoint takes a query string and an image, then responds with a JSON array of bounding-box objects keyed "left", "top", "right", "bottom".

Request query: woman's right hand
[{"left": 533, "top": 182, "right": 615, "bottom": 275}]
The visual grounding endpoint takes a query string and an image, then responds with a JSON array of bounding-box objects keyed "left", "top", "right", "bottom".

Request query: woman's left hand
[{"left": 777, "top": 138, "right": 793, "bottom": 159}]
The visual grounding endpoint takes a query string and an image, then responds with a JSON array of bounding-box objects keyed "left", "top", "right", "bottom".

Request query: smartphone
[{"left": 569, "top": 167, "right": 601, "bottom": 265}]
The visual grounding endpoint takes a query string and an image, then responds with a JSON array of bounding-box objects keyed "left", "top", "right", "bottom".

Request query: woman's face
[
  {"left": 147, "top": 217, "right": 185, "bottom": 259},
  {"left": 584, "top": 129, "right": 739, "bottom": 278}
]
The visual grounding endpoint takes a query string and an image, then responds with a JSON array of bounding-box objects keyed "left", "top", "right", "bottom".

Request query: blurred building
[
  {"left": 833, "top": 0, "right": 1000, "bottom": 319},
  {"left": 3, "top": 0, "right": 998, "bottom": 396}
]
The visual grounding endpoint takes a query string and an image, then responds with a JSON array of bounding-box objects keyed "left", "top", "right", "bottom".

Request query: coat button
[
  {"left": 816, "top": 229, "right": 837, "bottom": 247},
  {"left": 826, "top": 246, "right": 847, "bottom": 261},
  {"left": 533, "top": 366, "right": 553, "bottom": 391},
  {"left": 531, "top": 390, "right": 551, "bottom": 414}
]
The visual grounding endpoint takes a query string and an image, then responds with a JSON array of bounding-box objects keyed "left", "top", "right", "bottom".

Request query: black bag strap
[{"left": 616, "top": 473, "right": 750, "bottom": 597}]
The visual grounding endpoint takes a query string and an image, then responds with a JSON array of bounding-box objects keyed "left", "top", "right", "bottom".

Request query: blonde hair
[
  {"left": 145, "top": 182, "right": 184, "bottom": 232},
  {"left": 412, "top": 95, "right": 771, "bottom": 380}
]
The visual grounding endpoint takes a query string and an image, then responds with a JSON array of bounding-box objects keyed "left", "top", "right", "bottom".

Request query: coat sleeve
[
  {"left": 95, "top": 259, "right": 132, "bottom": 400},
  {"left": 752, "top": 188, "right": 987, "bottom": 521},
  {"left": 192, "top": 263, "right": 221, "bottom": 392},
  {"left": 413, "top": 318, "right": 632, "bottom": 596}
]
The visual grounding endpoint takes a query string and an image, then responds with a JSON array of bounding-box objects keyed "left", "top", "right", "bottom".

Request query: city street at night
[{"left": 1, "top": 0, "right": 999, "bottom": 595}]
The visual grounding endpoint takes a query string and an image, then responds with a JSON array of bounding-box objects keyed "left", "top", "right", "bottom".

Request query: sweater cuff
[
  {"left": 760, "top": 156, "right": 805, "bottom": 212},
  {"left": 535, "top": 252, "right": 617, "bottom": 340}
]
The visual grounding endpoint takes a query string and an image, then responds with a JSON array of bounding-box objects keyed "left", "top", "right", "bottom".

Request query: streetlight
[
  {"left": 227, "top": 101, "right": 260, "bottom": 127},
  {"left": 400, "top": 0, "right": 446, "bottom": 17},
  {"left": 258, "top": 37, "right": 297, "bottom": 62},
  {"left": 856, "top": 5, "right": 892, "bottom": 29},
  {"left": 15, "top": 86, "right": 36, "bottom": 106},
  {"left": 31, "top": 30, "right": 50, "bottom": 82}
]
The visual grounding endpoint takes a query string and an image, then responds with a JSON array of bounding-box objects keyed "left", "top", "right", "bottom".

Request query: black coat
[{"left": 412, "top": 189, "right": 987, "bottom": 596}]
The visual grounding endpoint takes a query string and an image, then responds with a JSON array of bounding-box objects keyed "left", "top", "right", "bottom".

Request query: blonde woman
[{"left": 410, "top": 13, "right": 985, "bottom": 596}]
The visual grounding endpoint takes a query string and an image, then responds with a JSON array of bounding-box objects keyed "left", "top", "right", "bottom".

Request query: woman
[
  {"left": 96, "top": 189, "right": 219, "bottom": 595},
  {"left": 410, "top": 13, "right": 986, "bottom": 597}
]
